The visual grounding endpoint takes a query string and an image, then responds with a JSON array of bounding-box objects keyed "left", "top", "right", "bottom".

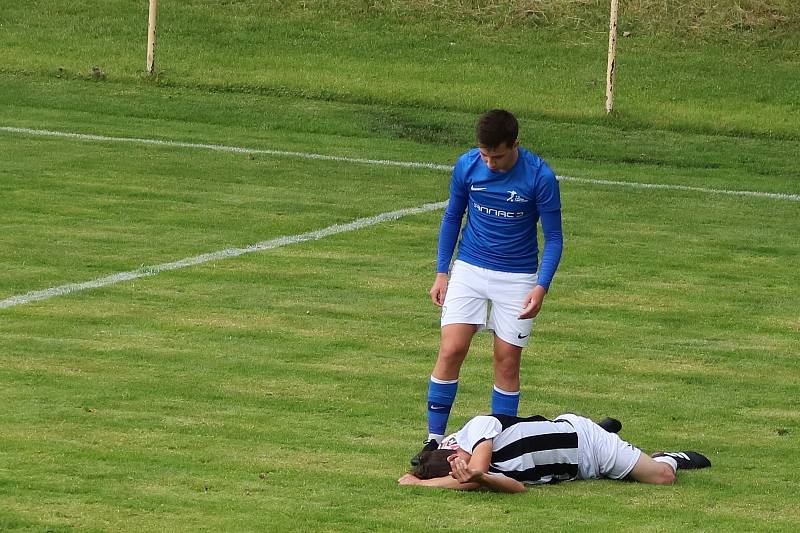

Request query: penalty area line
[{"left": 0, "top": 201, "right": 447, "bottom": 310}]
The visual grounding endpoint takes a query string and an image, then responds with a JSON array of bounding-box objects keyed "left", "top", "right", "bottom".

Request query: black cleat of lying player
[
  {"left": 410, "top": 439, "right": 439, "bottom": 466},
  {"left": 652, "top": 451, "right": 712, "bottom": 469},
  {"left": 597, "top": 417, "right": 623, "bottom": 434}
]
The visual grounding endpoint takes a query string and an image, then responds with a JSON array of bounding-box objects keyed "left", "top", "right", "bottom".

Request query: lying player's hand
[
  {"left": 448, "top": 454, "right": 480, "bottom": 484},
  {"left": 397, "top": 473, "right": 422, "bottom": 485}
]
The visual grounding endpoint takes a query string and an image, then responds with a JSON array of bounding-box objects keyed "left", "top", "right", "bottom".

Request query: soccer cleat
[
  {"left": 410, "top": 439, "right": 439, "bottom": 466},
  {"left": 597, "top": 417, "right": 623, "bottom": 434},
  {"left": 652, "top": 451, "right": 712, "bottom": 469}
]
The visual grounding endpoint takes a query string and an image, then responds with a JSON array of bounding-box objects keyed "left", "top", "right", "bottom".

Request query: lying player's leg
[{"left": 628, "top": 453, "right": 677, "bottom": 485}]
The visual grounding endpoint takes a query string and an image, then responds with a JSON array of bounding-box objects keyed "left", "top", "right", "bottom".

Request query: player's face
[{"left": 478, "top": 141, "right": 519, "bottom": 172}]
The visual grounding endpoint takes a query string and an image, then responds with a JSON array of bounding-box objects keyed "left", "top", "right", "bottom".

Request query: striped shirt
[{"left": 455, "top": 414, "right": 579, "bottom": 484}]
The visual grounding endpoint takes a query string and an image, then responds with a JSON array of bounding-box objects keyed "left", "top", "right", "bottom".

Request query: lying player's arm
[
  {"left": 448, "top": 441, "right": 526, "bottom": 493},
  {"left": 397, "top": 473, "right": 479, "bottom": 491},
  {"left": 461, "top": 470, "right": 526, "bottom": 493}
]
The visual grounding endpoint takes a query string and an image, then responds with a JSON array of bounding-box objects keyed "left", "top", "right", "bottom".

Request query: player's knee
[
  {"left": 654, "top": 463, "right": 676, "bottom": 485},
  {"left": 630, "top": 458, "right": 676, "bottom": 485},
  {"left": 436, "top": 346, "right": 468, "bottom": 370}
]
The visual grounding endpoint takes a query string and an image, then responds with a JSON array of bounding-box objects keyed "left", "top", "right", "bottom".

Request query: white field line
[
  {"left": 0, "top": 202, "right": 447, "bottom": 309},
  {"left": 2, "top": 126, "right": 799, "bottom": 202},
  {"left": 0, "top": 126, "right": 453, "bottom": 172},
  {"left": 558, "top": 176, "right": 800, "bottom": 201},
  {"left": 1, "top": 125, "right": 799, "bottom": 309}
]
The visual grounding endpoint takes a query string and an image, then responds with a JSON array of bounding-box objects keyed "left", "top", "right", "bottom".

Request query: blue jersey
[{"left": 436, "top": 147, "right": 563, "bottom": 288}]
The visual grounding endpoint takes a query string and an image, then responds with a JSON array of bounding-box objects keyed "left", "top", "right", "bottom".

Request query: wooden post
[
  {"left": 605, "top": 0, "right": 619, "bottom": 114},
  {"left": 146, "top": 0, "right": 158, "bottom": 74}
]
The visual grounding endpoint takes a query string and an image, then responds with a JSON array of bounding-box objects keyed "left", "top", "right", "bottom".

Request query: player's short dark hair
[
  {"left": 410, "top": 450, "right": 453, "bottom": 479},
  {"left": 475, "top": 109, "right": 518, "bottom": 148}
]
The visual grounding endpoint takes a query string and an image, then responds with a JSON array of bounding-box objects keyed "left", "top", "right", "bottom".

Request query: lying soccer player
[{"left": 398, "top": 413, "right": 711, "bottom": 493}]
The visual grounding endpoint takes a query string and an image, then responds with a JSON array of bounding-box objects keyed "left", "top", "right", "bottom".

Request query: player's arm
[
  {"left": 397, "top": 472, "right": 480, "bottom": 491},
  {"left": 431, "top": 165, "right": 469, "bottom": 306},
  {"left": 537, "top": 208, "right": 563, "bottom": 290},
  {"left": 448, "top": 440, "right": 526, "bottom": 493},
  {"left": 519, "top": 209, "right": 563, "bottom": 319}
]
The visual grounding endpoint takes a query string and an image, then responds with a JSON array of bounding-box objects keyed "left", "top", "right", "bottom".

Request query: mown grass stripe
[
  {"left": 2, "top": 126, "right": 798, "bottom": 202},
  {"left": 0, "top": 201, "right": 448, "bottom": 309}
]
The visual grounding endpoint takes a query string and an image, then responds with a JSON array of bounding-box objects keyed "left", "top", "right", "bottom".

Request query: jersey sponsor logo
[
  {"left": 472, "top": 202, "right": 524, "bottom": 218},
  {"left": 506, "top": 190, "right": 529, "bottom": 203},
  {"left": 517, "top": 333, "right": 529, "bottom": 339},
  {"left": 470, "top": 185, "right": 488, "bottom": 191}
]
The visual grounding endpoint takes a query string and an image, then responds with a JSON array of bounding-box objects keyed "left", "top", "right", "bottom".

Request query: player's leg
[
  {"left": 412, "top": 324, "right": 477, "bottom": 466},
  {"left": 491, "top": 336, "right": 522, "bottom": 415},
  {"left": 628, "top": 453, "right": 677, "bottom": 485},
  {"left": 433, "top": 324, "right": 477, "bottom": 381},
  {"left": 486, "top": 269, "right": 537, "bottom": 416},
  {"left": 426, "top": 261, "right": 487, "bottom": 444},
  {"left": 426, "top": 323, "right": 477, "bottom": 442}
]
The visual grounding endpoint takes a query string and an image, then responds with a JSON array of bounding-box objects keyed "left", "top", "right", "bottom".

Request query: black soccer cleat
[
  {"left": 410, "top": 439, "right": 439, "bottom": 466},
  {"left": 597, "top": 417, "right": 623, "bottom": 434},
  {"left": 652, "top": 451, "right": 712, "bottom": 469}
]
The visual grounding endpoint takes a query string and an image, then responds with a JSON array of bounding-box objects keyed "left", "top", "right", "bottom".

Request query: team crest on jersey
[
  {"left": 439, "top": 433, "right": 460, "bottom": 450},
  {"left": 506, "top": 190, "right": 529, "bottom": 203}
]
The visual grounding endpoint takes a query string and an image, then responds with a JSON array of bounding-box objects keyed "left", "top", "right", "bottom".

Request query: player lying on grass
[{"left": 399, "top": 413, "right": 711, "bottom": 493}]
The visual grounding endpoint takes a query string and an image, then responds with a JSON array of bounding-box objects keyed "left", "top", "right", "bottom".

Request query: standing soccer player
[{"left": 414, "top": 109, "right": 563, "bottom": 462}]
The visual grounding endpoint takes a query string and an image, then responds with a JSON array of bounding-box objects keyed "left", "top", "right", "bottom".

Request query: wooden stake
[
  {"left": 146, "top": 0, "right": 158, "bottom": 75},
  {"left": 605, "top": 0, "right": 619, "bottom": 114}
]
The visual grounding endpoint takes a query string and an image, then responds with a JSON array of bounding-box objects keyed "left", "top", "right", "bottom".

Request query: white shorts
[
  {"left": 556, "top": 414, "right": 642, "bottom": 480},
  {"left": 441, "top": 260, "right": 538, "bottom": 347}
]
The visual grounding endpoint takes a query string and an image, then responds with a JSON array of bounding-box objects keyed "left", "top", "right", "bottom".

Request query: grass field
[{"left": 1, "top": 1, "right": 799, "bottom": 531}]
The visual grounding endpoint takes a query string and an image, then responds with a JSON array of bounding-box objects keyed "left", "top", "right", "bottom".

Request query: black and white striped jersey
[{"left": 455, "top": 414, "right": 580, "bottom": 484}]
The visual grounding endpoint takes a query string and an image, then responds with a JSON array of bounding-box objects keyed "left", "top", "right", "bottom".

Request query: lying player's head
[
  {"left": 410, "top": 449, "right": 453, "bottom": 479},
  {"left": 476, "top": 109, "right": 518, "bottom": 150}
]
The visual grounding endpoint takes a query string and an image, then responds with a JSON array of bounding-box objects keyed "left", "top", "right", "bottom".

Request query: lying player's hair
[
  {"left": 476, "top": 109, "right": 518, "bottom": 149},
  {"left": 410, "top": 449, "right": 454, "bottom": 479}
]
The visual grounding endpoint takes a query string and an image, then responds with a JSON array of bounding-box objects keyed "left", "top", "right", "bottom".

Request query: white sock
[
  {"left": 653, "top": 455, "right": 678, "bottom": 472},
  {"left": 427, "top": 433, "right": 444, "bottom": 444}
]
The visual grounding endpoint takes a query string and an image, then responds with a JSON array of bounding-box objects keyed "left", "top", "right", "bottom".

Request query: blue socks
[
  {"left": 427, "top": 376, "right": 458, "bottom": 441},
  {"left": 427, "top": 379, "right": 520, "bottom": 440},
  {"left": 491, "top": 385, "right": 520, "bottom": 416}
]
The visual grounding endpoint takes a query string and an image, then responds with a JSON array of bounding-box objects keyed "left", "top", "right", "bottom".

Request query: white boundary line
[
  {"left": 1, "top": 125, "right": 798, "bottom": 309},
  {"left": 0, "top": 202, "right": 447, "bottom": 309},
  {"left": 2, "top": 126, "right": 799, "bottom": 202},
  {"left": 558, "top": 176, "right": 800, "bottom": 201},
  {"left": 0, "top": 126, "right": 453, "bottom": 171}
]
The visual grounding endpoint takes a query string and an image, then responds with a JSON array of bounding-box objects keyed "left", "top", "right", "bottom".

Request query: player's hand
[
  {"left": 429, "top": 273, "right": 449, "bottom": 306},
  {"left": 397, "top": 473, "right": 422, "bottom": 485},
  {"left": 448, "top": 454, "right": 481, "bottom": 484},
  {"left": 518, "top": 285, "right": 547, "bottom": 319}
]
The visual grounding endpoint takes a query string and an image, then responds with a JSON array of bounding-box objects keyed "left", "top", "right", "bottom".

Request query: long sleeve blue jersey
[{"left": 436, "top": 147, "right": 563, "bottom": 289}]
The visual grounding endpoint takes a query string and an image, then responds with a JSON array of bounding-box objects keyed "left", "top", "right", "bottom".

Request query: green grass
[
  {"left": 2, "top": 1, "right": 799, "bottom": 139},
  {"left": 1, "top": 1, "right": 799, "bottom": 531}
]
